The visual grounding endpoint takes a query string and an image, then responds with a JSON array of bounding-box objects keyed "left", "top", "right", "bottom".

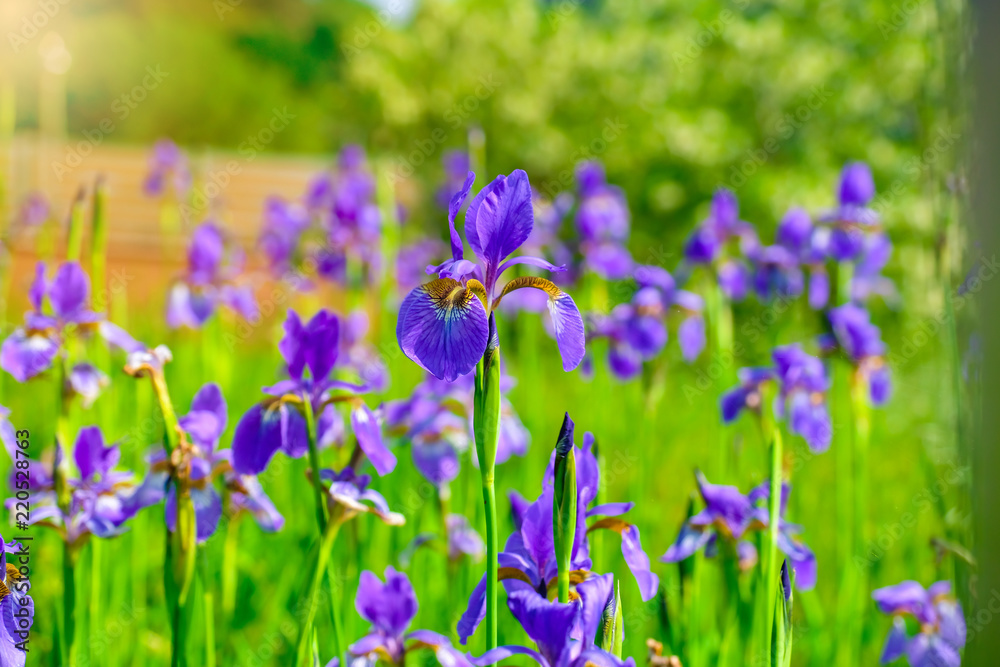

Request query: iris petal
[
  {"left": 465, "top": 170, "right": 534, "bottom": 270},
  {"left": 352, "top": 405, "right": 396, "bottom": 476},
  {"left": 495, "top": 277, "right": 585, "bottom": 372},
  {"left": 231, "top": 403, "right": 284, "bottom": 475},
  {"left": 397, "top": 279, "right": 490, "bottom": 382}
]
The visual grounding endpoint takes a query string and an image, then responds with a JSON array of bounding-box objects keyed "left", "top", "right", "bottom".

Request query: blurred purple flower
[
  {"left": 873, "top": 580, "right": 965, "bottom": 667},
  {"left": 828, "top": 303, "right": 892, "bottom": 406},
  {"left": 1, "top": 262, "right": 142, "bottom": 394},
  {"left": 167, "top": 221, "right": 257, "bottom": 329},
  {"left": 143, "top": 138, "right": 192, "bottom": 199}
]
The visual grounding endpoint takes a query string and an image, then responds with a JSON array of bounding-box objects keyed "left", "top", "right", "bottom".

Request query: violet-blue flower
[
  {"left": 167, "top": 221, "right": 257, "bottom": 329},
  {"left": 232, "top": 308, "right": 395, "bottom": 477},
  {"left": 348, "top": 567, "right": 471, "bottom": 666},
  {"left": 872, "top": 580, "right": 965, "bottom": 667},
  {"left": 828, "top": 303, "right": 892, "bottom": 405},
  {"left": 457, "top": 429, "right": 658, "bottom": 644},
  {"left": 470, "top": 574, "right": 635, "bottom": 667},
  {"left": 397, "top": 169, "right": 585, "bottom": 382},
  {"left": 1, "top": 261, "right": 142, "bottom": 388}
]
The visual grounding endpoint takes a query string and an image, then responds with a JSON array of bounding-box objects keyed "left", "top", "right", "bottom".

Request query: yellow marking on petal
[
  {"left": 587, "top": 517, "right": 630, "bottom": 535},
  {"left": 0, "top": 580, "right": 8, "bottom": 601},
  {"left": 498, "top": 567, "right": 534, "bottom": 585},
  {"left": 422, "top": 278, "right": 482, "bottom": 317},
  {"left": 493, "top": 276, "right": 562, "bottom": 309},
  {"left": 466, "top": 279, "right": 489, "bottom": 309}
]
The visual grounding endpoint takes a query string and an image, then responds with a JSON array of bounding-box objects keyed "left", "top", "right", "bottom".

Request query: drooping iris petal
[
  {"left": 0, "top": 594, "right": 30, "bottom": 667},
  {"left": 505, "top": 590, "right": 576, "bottom": 666},
  {"left": 1, "top": 330, "right": 59, "bottom": 382},
  {"left": 661, "top": 522, "right": 713, "bottom": 562},
  {"left": 457, "top": 576, "right": 488, "bottom": 645},
  {"left": 397, "top": 279, "right": 490, "bottom": 382},
  {"left": 575, "top": 573, "right": 614, "bottom": 649},
  {"left": 469, "top": 646, "right": 545, "bottom": 667},
  {"left": 165, "top": 483, "right": 222, "bottom": 543},
  {"left": 230, "top": 475, "right": 285, "bottom": 532},
  {"left": 619, "top": 524, "right": 660, "bottom": 601},
  {"left": 352, "top": 405, "right": 396, "bottom": 476},
  {"left": 231, "top": 403, "right": 284, "bottom": 475},
  {"left": 465, "top": 170, "right": 534, "bottom": 271},
  {"left": 496, "top": 277, "right": 585, "bottom": 372}
]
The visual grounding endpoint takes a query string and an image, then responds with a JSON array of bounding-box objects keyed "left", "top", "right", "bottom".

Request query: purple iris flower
[
  {"left": 683, "top": 188, "right": 756, "bottom": 266},
  {"left": 401, "top": 513, "right": 485, "bottom": 567},
  {"left": 1, "top": 261, "right": 142, "bottom": 388},
  {"left": 721, "top": 345, "right": 832, "bottom": 452},
  {"left": 661, "top": 471, "right": 759, "bottom": 565},
  {"left": 10, "top": 427, "right": 137, "bottom": 546},
  {"left": 127, "top": 383, "right": 284, "bottom": 542},
  {"left": 851, "top": 232, "right": 896, "bottom": 304},
  {"left": 319, "top": 467, "right": 404, "bottom": 527},
  {"left": 0, "top": 534, "right": 33, "bottom": 667},
  {"left": 167, "top": 221, "right": 257, "bottom": 329},
  {"left": 873, "top": 580, "right": 965, "bottom": 667},
  {"left": 585, "top": 267, "right": 705, "bottom": 381},
  {"left": 386, "top": 369, "right": 530, "bottom": 489},
  {"left": 232, "top": 309, "right": 395, "bottom": 477},
  {"left": 470, "top": 574, "right": 635, "bottom": 667},
  {"left": 458, "top": 429, "right": 658, "bottom": 644},
  {"left": 259, "top": 196, "right": 311, "bottom": 276},
  {"left": 573, "top": 162, "right": 633, "bottom": 280},
  {"left": 348, "top": 567, "right": 471, "bottom": 666},
  {"left": 746, "top": 481, "right": 817, "bottom": 590},
  {"left": 746, "top": 243, "right": 804, "bottom": 302},
  {"left": 143, "top": 138, "right": 192, "bottom": 199},
  {"left": 828, "top": 303, "right": 892, "bottom": 406},
  {"left": 18, "top": 192, "right": 50, "bottom": 228},
  {"left": 817, "top": 162, "right": 880, "bottom": 261},
  {"left": 397, "top": 169, "right": 585, "bottom": 382}
]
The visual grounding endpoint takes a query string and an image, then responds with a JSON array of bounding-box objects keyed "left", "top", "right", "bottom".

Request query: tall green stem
[
  {"left": 474, "top": 315, "right": 501, "bottom": 655},
  {"left": 850, "top": 372, "right": 871, "bottom": 655},
  {"left": 763, "top": 426, "right": 784, "bottom": 662},
  {"left": 296, "top": 521, "right": 342, "bottom": 666},
  {"left": 302, "top": 397, "right": 329, "bottom": 533}
]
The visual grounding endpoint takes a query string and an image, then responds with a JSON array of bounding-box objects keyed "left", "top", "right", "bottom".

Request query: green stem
[
  {"left": 481, "top": 470, "right": 498, "bottom": 648},
  {"left": 850, "top": 372, "right": 871, "bottom": 653},
  {"left": 763, "top": 426, "right": 784, "bottom": 663},
  {"left": 296, "top": 522, "right": 341, "bottom": 666},
  {"left": 200, "top": 552, "right": 216, "bottom": 667},
  {"left": 473, "top": 316, "right": 501, "bottom": 656},
  {"left": 302, "top": 397, "right": 329, "bottom": 533},
  {"left": 67, "top": 189, "right": 86, "bottom": 263},
  {"left": 62, "top": 544, "right": 77, "bottom": 667}
]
